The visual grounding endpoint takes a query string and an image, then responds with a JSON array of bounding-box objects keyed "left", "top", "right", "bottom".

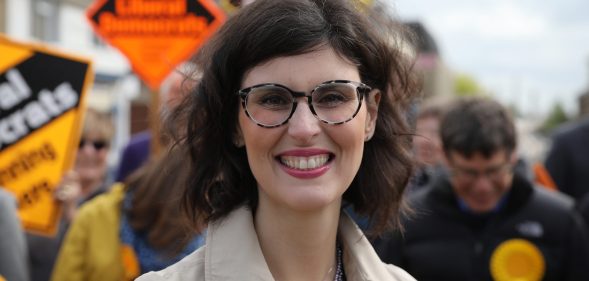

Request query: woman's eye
[
  {"left": 315, "top": 92, "right": 350, "bottom": 107},
  {"left": 255, "top": 92, "right": 291, "bottom": 109}
]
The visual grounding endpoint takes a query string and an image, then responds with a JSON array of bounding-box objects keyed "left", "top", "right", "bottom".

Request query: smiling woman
[{"left": 137, "top": 0, "right": 420, "bottom": 280}]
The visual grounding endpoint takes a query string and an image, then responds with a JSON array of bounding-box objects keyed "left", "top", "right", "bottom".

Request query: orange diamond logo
[{"left": 86, "top": 0, "right": 225, "bottom": 89}]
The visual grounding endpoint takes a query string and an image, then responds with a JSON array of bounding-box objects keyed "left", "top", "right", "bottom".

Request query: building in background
[
  {"left": 1, "top": 0, "right": 139, "bottom": 167},
  {"left": 3, "top": 0, "right": 131, "bottom": 90},
  {"left": 405, "top": 22, "right": 454, "bottom": 100},
  {"left": 0, "top": 0, "right": 5, "bottom": 32}
]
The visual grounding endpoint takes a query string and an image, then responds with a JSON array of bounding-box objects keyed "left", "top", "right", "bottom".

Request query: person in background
[
  {"left": 407, "top": 98, "right": 448, "bottom": 193},
  {"left": 51, "top": 144, "right": 205, "bottom": 281},
  {"left": 0, "top": 188, "right": 30, "bottom": 281},
  {"left": 27, "top": 107, "right": 114, "bottom": 281},
  {"left": 138, "top": 0, "right": 420, "bottom": 280},
  {"left": 115, "top": 69, "right": 196, "bottom": 182},
  {"left": 544, "top": 116, "right": 589, "bottom": 200},
  {"left": 374, "top": 97, "right": 589, "bottom": 281},
  {"left": 59, "top": 107, "right": 115, "bottom": 216},
  {"left": 578, "top": 192, "right": 589, "bottom": 230}
]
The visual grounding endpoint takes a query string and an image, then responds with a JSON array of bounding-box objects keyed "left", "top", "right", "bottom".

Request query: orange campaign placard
[
  {"left": 86, "top": 0, "right": 226, "bottom": 90},
  {"left": 0, "top": 35, "right": 93, "bottom": 236}
]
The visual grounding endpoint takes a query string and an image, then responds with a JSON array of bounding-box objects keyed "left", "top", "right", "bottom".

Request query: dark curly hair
[
  {"left": 168, "top": 0, "right": 420, "bottom": 235},
  {"left": 441, "top": 97, "right": 517, "bottom": 159}
]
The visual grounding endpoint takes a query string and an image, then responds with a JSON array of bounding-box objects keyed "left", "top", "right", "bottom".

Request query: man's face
[{"left": 446, "top": 150, "right": 516, "bottom": 213}]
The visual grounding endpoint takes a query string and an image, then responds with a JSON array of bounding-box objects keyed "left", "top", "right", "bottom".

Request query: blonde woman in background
[{"left": 27, "top": 107, "right": 115, "bottom": 281}]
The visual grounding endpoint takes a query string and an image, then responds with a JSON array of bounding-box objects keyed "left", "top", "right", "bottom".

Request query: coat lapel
[{"left": 206, "top": 206, "right": 275, "bottom": 281}]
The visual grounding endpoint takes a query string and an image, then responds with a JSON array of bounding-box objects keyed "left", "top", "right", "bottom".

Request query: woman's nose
[{"left": 287, "top": 102, "right": 321, "bottom": 143}]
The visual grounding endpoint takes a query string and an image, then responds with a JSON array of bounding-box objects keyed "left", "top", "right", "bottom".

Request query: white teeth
[{"left": 280, "top": 155, "right": 329, "bottom": 170}]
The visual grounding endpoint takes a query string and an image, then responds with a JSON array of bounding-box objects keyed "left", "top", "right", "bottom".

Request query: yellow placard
[{"left": 0, "top": 34, "right": 93, "bottom": 236}]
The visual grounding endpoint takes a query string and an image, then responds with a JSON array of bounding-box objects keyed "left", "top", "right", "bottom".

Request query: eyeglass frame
[
  {"left": 449, "top": 161, "right": 514, "bottom": 184},
  {"left": 237, "top": 80, "right": 372, "bottom": 128}
]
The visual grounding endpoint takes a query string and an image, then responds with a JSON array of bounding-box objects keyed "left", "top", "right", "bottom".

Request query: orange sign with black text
[
  {"left": 86, "top": 0, "right": 225, "bottom": 90},
  {"left": 0, "top": 35, "right": 93, "bottom": 236}
]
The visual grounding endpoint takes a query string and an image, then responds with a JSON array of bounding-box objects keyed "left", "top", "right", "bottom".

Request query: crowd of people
[{"left": 2, "top": 1, "right": 589, "bottom": 281}]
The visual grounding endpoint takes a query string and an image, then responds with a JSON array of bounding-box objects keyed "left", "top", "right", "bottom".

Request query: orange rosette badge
[{"left": 490, "top": 239, "right": 545, "bottom": 281}]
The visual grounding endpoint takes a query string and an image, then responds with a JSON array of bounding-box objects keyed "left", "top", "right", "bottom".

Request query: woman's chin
[{"left": 281, "top": 192, "right": 341, "bottom": 213}]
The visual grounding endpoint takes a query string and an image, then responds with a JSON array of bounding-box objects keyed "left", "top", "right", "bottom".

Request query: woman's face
[
  {"left": 75, "top": 131, "right": 109, "bottom": 185},
  {"left": 238, "top": 47, "right": 379, "bottom": 212}
]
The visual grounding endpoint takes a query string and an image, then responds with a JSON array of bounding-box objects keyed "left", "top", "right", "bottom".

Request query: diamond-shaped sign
[
  {"left": 86, "top": 0, "right": 225, "bottom": 90},
  {"left": 0, "top": 35, "right": 93, "bottom": 236}
]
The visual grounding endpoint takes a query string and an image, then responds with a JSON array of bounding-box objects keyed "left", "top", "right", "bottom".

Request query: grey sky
[{"left": 388, "top": 0, "right": 589, "bottom": 116}]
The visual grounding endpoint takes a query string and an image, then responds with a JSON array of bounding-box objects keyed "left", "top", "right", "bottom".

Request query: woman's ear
[{"left": 364, "top": 89, "right": 381, "bottom": 142}]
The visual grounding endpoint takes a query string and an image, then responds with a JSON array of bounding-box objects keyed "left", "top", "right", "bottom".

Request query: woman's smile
[
  {"left": 276, "top": 149, "right": 334, "bottom": 179},
  {"left": 279, "top": 154, "right": 330, "bottom": 170}
]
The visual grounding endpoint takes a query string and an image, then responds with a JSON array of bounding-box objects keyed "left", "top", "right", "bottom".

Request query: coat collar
[
  {"left": 205, "top": 206, "right": 390, "bottom": 281},
  {"left": 205, "top": 206, "right": 274, "bottom": 280},
  {"left": 339, "top": 209, "right": 397, "bottom": 280}
]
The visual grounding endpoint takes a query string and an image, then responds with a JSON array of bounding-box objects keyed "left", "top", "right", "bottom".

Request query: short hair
[
  {"left": 82, "top": 107, "right": 114, "bottom": 142},
  {"left": 169, "top": 0, "right": 419, "bottom": 235},
  {"left": 440, "top": 97, "right": 516, "bottom": 159}
]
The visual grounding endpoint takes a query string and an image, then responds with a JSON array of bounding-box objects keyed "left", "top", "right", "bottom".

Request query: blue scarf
[{"left": 120, "top": 192, "right": 206, "bottom": 273}]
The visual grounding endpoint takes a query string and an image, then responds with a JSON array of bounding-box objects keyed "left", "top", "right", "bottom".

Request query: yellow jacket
[
  {"left": 51, "top": 183, "right": 131, "bottom": 281},
  {"left": 137, "top": 206, "right": 416, "bottom": 281}
]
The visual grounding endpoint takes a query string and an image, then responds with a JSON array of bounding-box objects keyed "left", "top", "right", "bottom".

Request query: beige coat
[{"left": 137, "top": 206, "right": 415, "bottom": 281}]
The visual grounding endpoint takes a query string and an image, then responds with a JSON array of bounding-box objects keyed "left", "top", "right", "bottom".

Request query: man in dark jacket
[
  {"left": 375, "top": 97, "right": 589, "bottom": 281},
  {"left": 545, "top": 117, "right": 589, "bottom": 200}
]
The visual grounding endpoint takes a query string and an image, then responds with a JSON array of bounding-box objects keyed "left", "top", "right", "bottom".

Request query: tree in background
[
  {"left": 539, "top": 102, "right": 569, "bottom": 134},
  {"left": 454, "top": 74, "right": 485, "bottom": 97}
]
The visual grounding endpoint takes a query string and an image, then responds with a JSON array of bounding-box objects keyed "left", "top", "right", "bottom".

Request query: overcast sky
[{"left": 387, "top": 0, "right": 589, "bottom": 117}]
